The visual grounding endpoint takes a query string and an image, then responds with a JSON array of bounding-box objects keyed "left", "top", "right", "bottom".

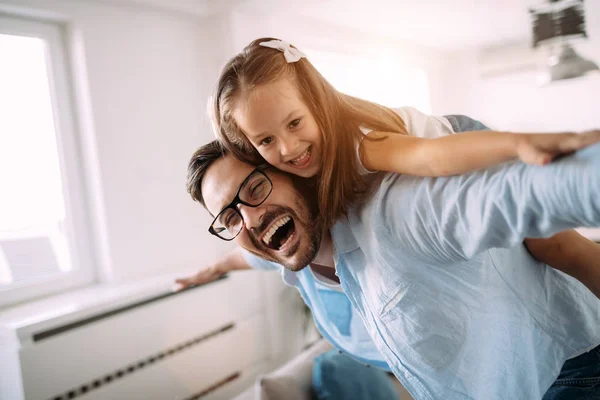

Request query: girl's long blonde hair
[{"left": 213, "top": 37, "right": 408, "bottom": 227}]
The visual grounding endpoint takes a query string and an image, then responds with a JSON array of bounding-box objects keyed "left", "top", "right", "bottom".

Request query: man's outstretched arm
[
  {"left": 174, "top": 249, "right": 279, "bottom": 291},
  {"left": 381, "top": 143, "right": 600, "bottom": 262}
]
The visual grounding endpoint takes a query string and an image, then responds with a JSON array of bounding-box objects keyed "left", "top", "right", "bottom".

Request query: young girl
[{"left": 205, "top": 37, "right": 600, "bottom": 297}]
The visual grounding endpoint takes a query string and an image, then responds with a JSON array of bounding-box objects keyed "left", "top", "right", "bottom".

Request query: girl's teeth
[{"left": 291, "top": 147, "right": 311, "bottom": 165}]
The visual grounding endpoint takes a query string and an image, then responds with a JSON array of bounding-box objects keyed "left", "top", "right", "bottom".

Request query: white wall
[
  {"left": 458, "top": 2, "right": 600, "bottom": 132},
  {"left": 0, "top": 0, "right": 235, "bottom": 282}
]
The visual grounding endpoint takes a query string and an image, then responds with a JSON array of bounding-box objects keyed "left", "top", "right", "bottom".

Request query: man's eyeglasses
[{"left": 208, "top": 167, "right": 273, "bottom": 241}]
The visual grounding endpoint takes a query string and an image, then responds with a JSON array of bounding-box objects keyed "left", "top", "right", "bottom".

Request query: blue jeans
[
  {"left": 445, "top": 114, "right": 600, "bottom": 399},
  {"left": 543, "top": 346, "right": 600, "bottom": 400}
]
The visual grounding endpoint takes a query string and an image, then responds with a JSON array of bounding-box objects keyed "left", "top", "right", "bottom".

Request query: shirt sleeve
[
  {"left": 241, "top": 249, "right": 281, "bottom": 271},
  {"left": 357, "top": 107, "right": 456, "bottom": 175},
  {"left": 378, "top": 143, "right": 600, "bottom": 262},
  {"left": 393, "top": 107, "right": 455, "bottom": 138}
]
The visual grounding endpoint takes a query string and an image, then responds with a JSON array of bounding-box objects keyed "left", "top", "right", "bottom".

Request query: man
[
  {"left": 179, "top": 116, "right": 600, "bottom": 382},
  {"left": 179, "top": 115, "right": 496, "bottom": 372},
  {"left": 187, "top": 130, "right": 600, "bottom": 400}
]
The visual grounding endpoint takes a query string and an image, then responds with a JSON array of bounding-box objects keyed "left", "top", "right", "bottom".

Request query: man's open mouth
[{"left": 261, "top": 216, "right": 295, "bottom": 251}]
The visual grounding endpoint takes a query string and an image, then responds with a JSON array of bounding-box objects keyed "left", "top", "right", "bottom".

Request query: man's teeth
[
  {"left": 290, "top": 147, "right": 311, "bottom": 166},
  {"left": 280, "top": 230, "right": 294, "bottom": 249},
  {"left": 262, "top": 216, "right": 291, "bottom": 246}
]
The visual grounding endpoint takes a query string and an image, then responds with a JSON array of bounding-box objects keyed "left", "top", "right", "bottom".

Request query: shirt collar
[
  {"left": 281, "top": 268, "right": 300, "bottom": 286},
  {"left": 280, "top": 216, "right": 358, "bottom": 285}
]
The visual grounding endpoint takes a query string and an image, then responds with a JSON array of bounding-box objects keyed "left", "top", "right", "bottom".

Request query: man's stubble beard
[{"left": 248, "top": 177, "right": 322, "bottom": 271}]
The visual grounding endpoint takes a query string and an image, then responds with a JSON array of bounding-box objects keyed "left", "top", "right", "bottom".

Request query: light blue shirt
[
  {"left": 333, "top": 143, "right": 600, "bottom": 400},
  {"left": 242, "top": 113, "right": 481, "bottom": 372},
  {"left": 242, "top": 251, "right": 389, "bottom": 369}
]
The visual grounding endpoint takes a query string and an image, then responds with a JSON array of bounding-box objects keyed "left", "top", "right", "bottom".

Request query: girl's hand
[{"left": 516, "top": 130, "right": 600, "bottom": 165}]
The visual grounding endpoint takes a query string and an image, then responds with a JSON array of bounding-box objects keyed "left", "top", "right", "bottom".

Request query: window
[
  {"left": 0, "top": 15, "right": 94, "bottom": 307},
  {"left": 306, "top": 49, "right": 432, "bottom": 113}
]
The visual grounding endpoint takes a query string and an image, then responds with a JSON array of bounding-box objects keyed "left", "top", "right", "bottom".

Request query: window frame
[{"left": 0, "top": 14, "right": 96, "bottom": 307}]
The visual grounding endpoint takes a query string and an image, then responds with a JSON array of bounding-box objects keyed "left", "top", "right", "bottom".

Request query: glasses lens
[
  {"left": 212, "top": 208, "right": 243, "bottom": 240},
  {"left": 239, "top": 171, "right": 271, "bottom": 205}
]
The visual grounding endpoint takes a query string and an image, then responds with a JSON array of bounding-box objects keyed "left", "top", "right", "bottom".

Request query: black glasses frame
[{"left": 208, "top": 166, "right": 273, "bottom": 241}]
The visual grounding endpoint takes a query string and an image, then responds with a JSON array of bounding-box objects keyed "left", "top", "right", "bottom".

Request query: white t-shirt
[
  {"left": 358, "top": 106, "right": 455, "bottom": 174},
  {"left": 309, "top": 266, "right": 344, "bottom": 292},
  {"left": 393, "top": 106, "right": 455, "bottom": 138}
]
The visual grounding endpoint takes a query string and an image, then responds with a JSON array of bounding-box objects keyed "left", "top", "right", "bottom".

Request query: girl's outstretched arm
[{"left": 360, "top": 129, "right": 600, "bottom": 176}]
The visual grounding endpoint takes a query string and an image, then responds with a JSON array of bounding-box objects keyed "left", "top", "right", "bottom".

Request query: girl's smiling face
[{"left": 233, "top": 79, "right": 323, "bottom": 178}]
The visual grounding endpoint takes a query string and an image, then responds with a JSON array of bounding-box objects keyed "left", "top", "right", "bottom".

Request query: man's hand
[
  {"left": 172, "top": 249, "right": 254, "bottom": 292},
  {"left": 516, "top": 130, "right": 600, "bottom": 165},
  {"left": 174, "top": 267, "right": 222, "bottom": 291}
]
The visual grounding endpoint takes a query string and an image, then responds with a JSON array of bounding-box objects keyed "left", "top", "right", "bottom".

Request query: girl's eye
[
  {"left": 289, "top": 118, "right": 301, "bottom": 129},
  {"left": 260, "top": 137, "right": 274, "bottom": 146}
]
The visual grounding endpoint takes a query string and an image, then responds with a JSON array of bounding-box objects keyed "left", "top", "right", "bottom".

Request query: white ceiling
[
  {"left": 284, "top": 0, "right": 539, "bottom": 50},
  {"left": 110, "top": 0, "right": 247, "bottom": 17},
  {"left": 113, "top": 0, "right": 550, "bottom": 50}
]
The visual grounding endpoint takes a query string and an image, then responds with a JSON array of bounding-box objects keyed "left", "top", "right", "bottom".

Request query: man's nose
[
  {"left": 238, "top": 204, "right": 263, "bottom": 232},
  {"left": 279, "top": 133, "right": 300, "bottom": 159}
]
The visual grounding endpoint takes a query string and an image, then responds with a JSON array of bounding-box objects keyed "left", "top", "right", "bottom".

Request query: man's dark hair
[
  {"left": 187, "top": 140, "right": 321, "bottom": 231},
  {"left": 186, "top": 140, "right": 229, "bottom": 207}
]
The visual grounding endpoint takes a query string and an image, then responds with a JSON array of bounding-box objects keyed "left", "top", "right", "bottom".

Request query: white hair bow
[{"left": 259, "top": 39, "right": 306, "bottom": 63}]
